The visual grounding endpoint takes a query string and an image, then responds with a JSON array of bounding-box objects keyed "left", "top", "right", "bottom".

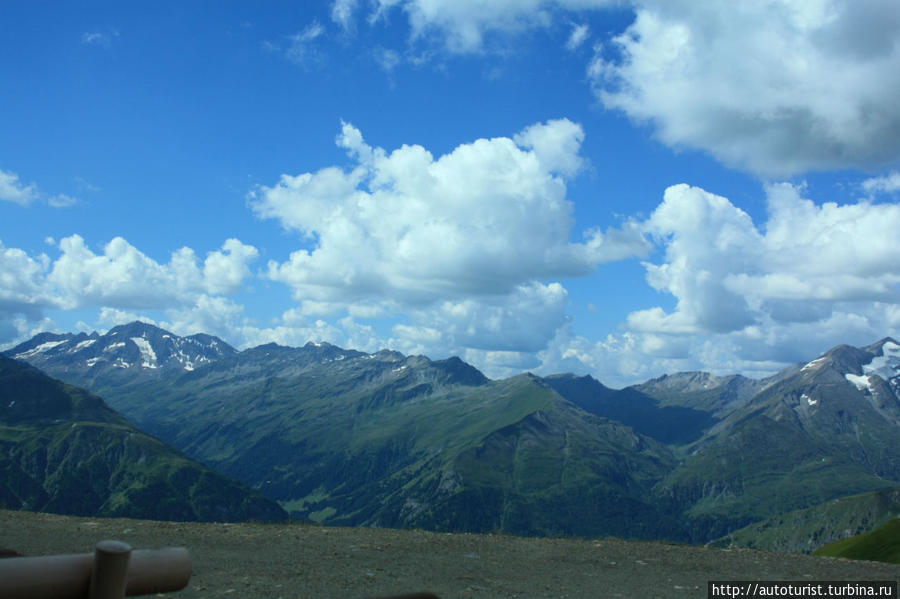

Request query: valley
[{"left": 5, "top": 321, "right": 900, "bottom": 553}]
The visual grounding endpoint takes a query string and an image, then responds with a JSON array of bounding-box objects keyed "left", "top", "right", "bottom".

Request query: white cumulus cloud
[
  {"left": 372, "top": 1, "right": 900, "bottom": 176},
  {"left": 0, "top": 235, "right": 259, "bottom": 348},
  {"left": 543, "top": 181, "right": 900, "bottom": 386},
  {"left": 636, "top": 182, "right": 900, "bottom": 333},
  {"left": 45, "top": 236, "right": 258, "bottom": 309},
  {"left": 252, "top": 119, "right": 647, "bottom": 309},
  {"left": 250, "top": 119, "right": 647, "bottom": 365},
  {"left": 332, "top": 0, "right": 360, "bottom": 33},
  {"left": 272, "top": 21, "right": 327, "bottom": 68},
  {"left": 566, "top": 23, "right": 590, "bottom": 50},
  {"left": 0, "top": 169, "right": 40, "bottom": 206},
  {"left": 862, "top": 171, "right": 900, "bottom": 195},
  {"left": 0, "top": 168, "right": 75, "bottom": 207},
  {"left": 375, "top": 0, "right": 620, "bottom": 52},
  {"left": 592, "top": 0, "right": 900, "bottom": 176},
  {"left": 390, "top": 282, "right": 569, "bottom": 356},
  {"left": 0, "top": 241, "right": 54, "bottom": 317}
]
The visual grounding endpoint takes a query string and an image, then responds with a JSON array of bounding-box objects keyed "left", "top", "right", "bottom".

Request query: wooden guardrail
[
  {"left": 0, "top": 540, "right": 191, "bottom": 599},
  {"left": 0, "top": 541, "right": 441, "bottom": 599}
]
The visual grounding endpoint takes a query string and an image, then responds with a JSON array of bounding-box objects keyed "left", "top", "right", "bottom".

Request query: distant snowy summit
[
  {"left": 844, "top": 339, "right": 900, "bottom": 395},
  {"left": 7, "top": 321, "right": 236, "bottom": 374},
  {"left": 7, "top": 322, "right": 900, "bottom": 407},
  {"left": 797, "top": 337, "right": 900, "bottom": 398}
]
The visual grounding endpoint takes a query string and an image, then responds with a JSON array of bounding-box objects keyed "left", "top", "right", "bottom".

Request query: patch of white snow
[
  {"left": 801, "top": 357, "right": 827, "bottom": 372},
  {"left": 801, "top": 393, "right": 818, "bottom": 406},
  {"left": 863, "top": 341, "right": 900, "bottom": 381},
  {"left": 14, "top": 340, "right": 66, "bottom": 359},
  {"left": 104, "top": 342, "right": 126, "bottom": 352},
  {"left": 73, "top": 339, "right": 97, "bottom": 351},
  {"left": 130, "top": 337, "right": 158, "bottom": 368},
  {"left": 845, "top": 373, "right": 873, "bottom": 393}
]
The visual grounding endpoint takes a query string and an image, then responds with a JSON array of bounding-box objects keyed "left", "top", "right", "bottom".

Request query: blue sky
[{"left": 3, "top": 0, "right": 900, "bottom": 386}]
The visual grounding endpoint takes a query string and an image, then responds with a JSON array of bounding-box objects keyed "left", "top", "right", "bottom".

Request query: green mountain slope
[
  {"left": 29, "top": 340, "right": 679, "bottom": 538},
  {"left": 814, "top": 518, "right": 900, "bottom": 564},
  {"left": 657, "top": 342, "right": 900, "bottom": 542},
  {"left": 423, "top": 397, "right": 680, "bottom": 538},
  {"left": 9, "top": 322, "right": 900, "bottom": 546},
  {"left": 0, "top": 356, "right": 287, "bottom": 523},
  {"left": 710, "top": 487, "right": 900, "bottom": 554}
]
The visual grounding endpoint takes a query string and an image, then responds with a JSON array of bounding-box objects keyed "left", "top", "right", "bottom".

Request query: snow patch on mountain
[
  {"left": 845, "top": 340, "right": 900, "bottom": 393},
  {"left": 131, "top": 337, "right": 158, "bottom": 369},
  {"left": 801, "top": 357, "right": 827, "bottom": 372},
  {"left": 176, "top": 351, "right": 208, "bottom": 371},
  {"left": 864, "top": 341, "right": 900, "bottom": 380},
  {"left": 845, "top": 373, "right": 873, "bottom": 393},
  {"left": 14, "top": 340, "right": 66, "bottom": 359},
  {"left": 73, "top": 339, "right": 96, "bottom": 351}
]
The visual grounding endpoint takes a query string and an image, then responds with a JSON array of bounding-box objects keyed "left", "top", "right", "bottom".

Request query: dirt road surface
[{"left": 2, "top": 510, "right": 897, "bottom": 598}]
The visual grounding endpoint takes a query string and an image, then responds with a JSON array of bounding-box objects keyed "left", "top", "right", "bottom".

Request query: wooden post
[
  {"left": 89, "top": 541, "right": 132, "bottom": 599},
  {"left": 0, "top": 543, "right": 191, "bottom": 599},
  {"left": 122, "top": 547, "right": 191, "bottom": 596}
]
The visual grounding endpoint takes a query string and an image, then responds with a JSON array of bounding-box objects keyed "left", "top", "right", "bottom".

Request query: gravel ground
[{"left": 2, "top": 509, "right": 898, "bottom": 598}]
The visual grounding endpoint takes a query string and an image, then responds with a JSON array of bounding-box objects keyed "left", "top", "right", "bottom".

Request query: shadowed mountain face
[
  {"left": 543, "top": 373, "right": 717, "bottom": 445},
  {"left": 631, "top": 371, "right": 764, "bottom": 415},
  {"left": 0, "top": 354, "right": 125, "bottom": 426},
  {"left": 7, "top": 323, "right": 900, "bottom": 544},
  {"left": 0, "top": 355, "right": 287, "bottom": 523}
]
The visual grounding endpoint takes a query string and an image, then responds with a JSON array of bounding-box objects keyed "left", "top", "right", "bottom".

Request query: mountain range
[
  {"left": 6, "top": 321, "right": 900, "bottom": 546},
  {"left": 0, "top": 353, "right": 287, "bottom": 522}
]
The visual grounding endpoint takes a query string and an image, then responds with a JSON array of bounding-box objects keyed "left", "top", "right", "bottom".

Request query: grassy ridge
[
  {"left": 814, "top": 519, "right": 900, "bottom": 564},
  {"left": 710, "top": 487, "right": 900, "bottom": 554},
  {"left": 0, "top": 355, "right": 288, "bottom": 523}
]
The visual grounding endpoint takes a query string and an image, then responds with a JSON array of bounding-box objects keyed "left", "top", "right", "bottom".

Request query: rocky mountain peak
[{"left": 6, "top": 321, "right": 236, "bottom": 374}]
